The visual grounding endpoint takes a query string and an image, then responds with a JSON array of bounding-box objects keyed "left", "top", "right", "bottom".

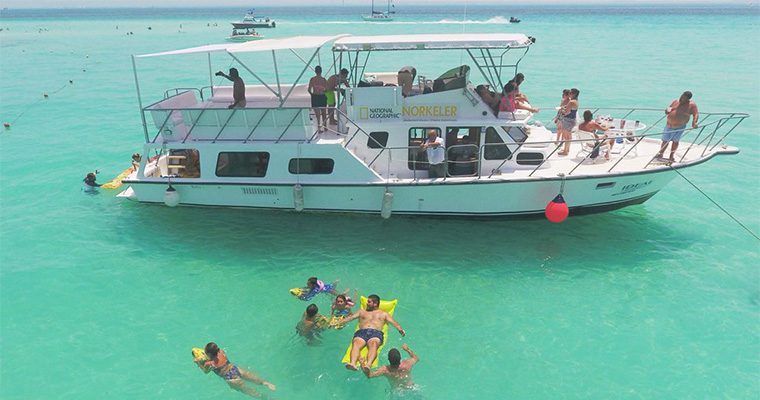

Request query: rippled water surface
[{"left": 1, "top": 4, "right": 759, "bottom": 400}]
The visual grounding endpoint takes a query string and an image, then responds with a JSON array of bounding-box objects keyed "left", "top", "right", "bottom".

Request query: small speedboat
[
  {"left": 226, "top": 27, "right": 264, "bottom": 42},
  {"left": 509, "top": 17, "right": 521, "bottom": 23}
]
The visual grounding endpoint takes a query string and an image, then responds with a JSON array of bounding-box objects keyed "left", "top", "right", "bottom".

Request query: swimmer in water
[
  {"left": 360, "top": 344, "right": 419, "bottom": 391},
  {"left": 195, "top": 342, "right": 276, "bottom": 398}
]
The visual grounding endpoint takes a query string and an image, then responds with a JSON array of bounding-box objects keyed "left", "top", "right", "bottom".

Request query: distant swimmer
[
  {"left": 361, "top": 344, "right": 419, "bottom": 391},
  {"left": 340, "top": 294, "right": 405, "bottom": 371},
  {"left": 195, "top": 342, "right": 276, "bottom": 398}
]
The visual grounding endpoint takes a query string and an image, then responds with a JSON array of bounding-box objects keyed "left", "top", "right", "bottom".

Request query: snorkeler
[
  {"left": 195, "top": 342, "right": 276, "bottom": 398},
  {"left": 361, "top": 344, "right": 419, "bottom": 391},
  {"left": 83, "top": 172, "right": 101, "bottom": 187}
]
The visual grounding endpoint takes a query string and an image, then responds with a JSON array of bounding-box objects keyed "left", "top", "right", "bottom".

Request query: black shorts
[{"left": 311, "top": 94, "right": 327, "bottom": 108}]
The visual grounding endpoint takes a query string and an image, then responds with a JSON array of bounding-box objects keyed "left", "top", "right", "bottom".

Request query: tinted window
[
  {"left": 367, "top": 131, "right": 389, "bottom": 149},
  {"left": 289, "top": 158, "right": 335, "bottom": 174},
  {"left": 484, "top": 127, "right": 512, "bottom": 160},
  {"left": 216, "top": 152, "right": 270, "bottom": 177},
  {"left": 502, "top": 126, "right": 528, "bottom": 143},
  {"left": 516, "top": 152, "right": 543, "bottom": 165}
]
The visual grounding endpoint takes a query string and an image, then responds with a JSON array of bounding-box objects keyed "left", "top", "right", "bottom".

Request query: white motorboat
[
  {"left": 119, "top": 33, "right": 747, "bottom": 219},
  {"left": 231, "top": 9, "right": 276, "bottom": 28},
  {"left": 362, "top": 0, "right": 395, "bottom": 21},
  {"left": 226, "top": 27, "right": 264, "bottom": 42}
]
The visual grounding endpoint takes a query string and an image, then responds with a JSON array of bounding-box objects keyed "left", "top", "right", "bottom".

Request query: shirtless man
[
  {"left": 340, "top": 294, "right": 405, "bottom": 371},
  {"left": 656, "top": 91, "right": 699, "bottom": 163},
  {"left": 361, "top": 344, "right": 419, "bottom": 391},
  {"left": 325, "top": 68, "right": 349, "bottom": 125},
  {"left": 215, "top": 68, "right": 246, "bottom": 109}
]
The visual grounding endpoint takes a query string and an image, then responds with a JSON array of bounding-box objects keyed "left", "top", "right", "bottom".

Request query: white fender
[
  {"left": 380, "top": 190, "right": 393, "bottom": 219},
  {"left": 164, "top": 185, "right": 180, "bottom": 207},
  {"left": 293, "top": 184, "right": 304, "bottom": 212}
]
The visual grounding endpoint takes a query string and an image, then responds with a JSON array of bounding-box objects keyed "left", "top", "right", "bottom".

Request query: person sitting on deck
[
  {"left": 215, "top": 68, "right": 246, "bottom": 109},
  {"left": 499, "top": 82, "right": 539, "bottom": 116}
]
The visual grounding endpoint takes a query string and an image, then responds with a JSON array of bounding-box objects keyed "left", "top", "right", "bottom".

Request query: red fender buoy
[{"left": 545, "top": 194, "right": 569, "bottom": 223}]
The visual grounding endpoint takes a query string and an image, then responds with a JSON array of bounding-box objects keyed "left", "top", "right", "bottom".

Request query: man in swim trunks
[
  {"left": 656, "top": 91, "right": 699, "bottom": 163},
  {"left": 325, "top": 68, "right": 349, "bottom": 126},
  {"left": 360, "top": 344, "right": 419, "bottom": 391},
  {"left": 340, "top": 294, "right": 405, "bottom": 371},
  {"left": 196, "top": 342, "right": 276, "bottom": 398},
  {"left": 215, "top": 68, "right": 246, "bottom": 109}
]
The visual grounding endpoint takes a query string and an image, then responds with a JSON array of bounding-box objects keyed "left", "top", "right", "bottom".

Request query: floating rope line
[
  {"left": 671, "top": 165, "right": 759, "bottom": 241},
  {"left": 8, "top": 82, "right": 69, "bottom": 126}
]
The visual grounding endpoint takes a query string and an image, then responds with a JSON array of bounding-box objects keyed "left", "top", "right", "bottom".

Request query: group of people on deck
[
  {"left": 475, "top": 73, "right": 540, "bottom": 118},
  {"left": 194, "top": 277, "right": 418, "bottom": 398}
]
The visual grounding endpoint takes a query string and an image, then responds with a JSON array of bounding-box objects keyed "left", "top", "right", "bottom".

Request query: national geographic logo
[{"left": 359, "top": 107, "right": 401, "bottom": 120}]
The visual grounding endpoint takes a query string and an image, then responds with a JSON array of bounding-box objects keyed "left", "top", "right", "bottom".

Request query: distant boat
[
  {"left": 509, "top": 16, "right": 521, "bottom": 23},
  {"left": 232, "top": 9, "right": 276, "bottom": 29},
  {"left": 226, "top": 27, "right": 264, "bottom": 42},
  {"left": 362, "top": 0, "right": 395, "bottom": 22}
]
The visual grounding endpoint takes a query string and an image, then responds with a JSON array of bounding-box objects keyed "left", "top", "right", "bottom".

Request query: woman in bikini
[
  {"left": 557, "top": 88, "right": 579, "bottom": 155},
  {"left": 308, "top": 66, "right": 329, "bottom": 132},
  {"left": 196, "top": 342, "right": 276, "bottom": 398}
]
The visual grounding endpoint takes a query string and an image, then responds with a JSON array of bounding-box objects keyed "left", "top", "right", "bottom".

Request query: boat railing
[
  {"left": 163, "top": 87, "right": 212, "bottom": 102},
  {"left": 144, "top": 104, "right": 315, "bottom": 144},
  {"left": 350, "top": 108, "right": 747, "bottom": 180}
]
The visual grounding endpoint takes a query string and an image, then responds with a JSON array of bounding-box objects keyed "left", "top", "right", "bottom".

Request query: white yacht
[
  {"left": 118, "top": 33, "right": 747, "bottom": 219},
  {"left": 232, "top": 9, "right": 276, "bottom": 28}
]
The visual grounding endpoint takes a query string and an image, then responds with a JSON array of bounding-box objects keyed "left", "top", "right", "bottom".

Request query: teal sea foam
[{"left": 1, "top": 5, "right": 759, "bottom": 399}]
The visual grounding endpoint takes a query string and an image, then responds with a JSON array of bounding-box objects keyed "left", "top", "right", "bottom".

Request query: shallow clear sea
[{"left": 1, "top": 4, "right": 759, "bottom": 399}]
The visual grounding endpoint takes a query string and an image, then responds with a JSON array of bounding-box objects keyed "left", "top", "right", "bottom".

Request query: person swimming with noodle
[{"left": 195, "top": 342, "right": 276, "bottom": 398}]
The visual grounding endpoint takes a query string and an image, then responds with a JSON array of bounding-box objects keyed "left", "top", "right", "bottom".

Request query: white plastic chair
[{"left": 575, "top": 130, "right": 608, "bottom": 162}]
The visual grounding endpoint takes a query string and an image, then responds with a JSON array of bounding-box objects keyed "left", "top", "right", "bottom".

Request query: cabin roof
[
  {"left": 135, "top": 34, "right": 350, "bottom": 58},
  {"left": 332, "top": 34, "right": 533, "bottom": 52}
]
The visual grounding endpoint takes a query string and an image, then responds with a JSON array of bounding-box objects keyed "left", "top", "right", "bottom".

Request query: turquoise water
[{"left": 1, "top": 5, "right": 759, "bottom": 399}]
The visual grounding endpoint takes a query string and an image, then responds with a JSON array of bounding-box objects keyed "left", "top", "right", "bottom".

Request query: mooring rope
[{"left": 671, "top": 165, "right": 759, "bottom": 241}]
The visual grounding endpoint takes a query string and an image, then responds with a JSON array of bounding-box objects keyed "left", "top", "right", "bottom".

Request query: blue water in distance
[{"left": 1, "top": 4, "right": 759, "bottom": 400}]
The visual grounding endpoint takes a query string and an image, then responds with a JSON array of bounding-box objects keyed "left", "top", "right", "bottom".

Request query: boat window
[
  {"left": 407, "top": 127, "right": 440, "bottom": 170},
  {"left": 502, "top": 126, "right": 528, "bottom": 143},
  {"left": 216, "top": 152, "right": 270, "bottom": 177},
  {"left": 167, "top": 149, "right": 201, "bottom": 178},
  {"left": 289, "top": 158, "right": 335, "bottom": 175},
  {"left": 367, "top": 131, "right": 389, "bottom": 149},
  {"left": 515, "top": 152, "right": 543, "bottom": 166},
  {"left": 484, "top": 127, "right": 512, "bottom": 160}
]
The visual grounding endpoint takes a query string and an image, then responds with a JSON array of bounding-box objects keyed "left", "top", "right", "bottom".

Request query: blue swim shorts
[
  {"left": 661, "top": 125, "right": 686, "bottom": 142},
  {"left": 354, "top": 328, "right": 384, "bottom": 345}
]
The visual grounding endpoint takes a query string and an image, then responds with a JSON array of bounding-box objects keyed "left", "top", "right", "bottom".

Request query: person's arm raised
[{"left": 401, "top": 344, "right": 418, "bottom": 362}]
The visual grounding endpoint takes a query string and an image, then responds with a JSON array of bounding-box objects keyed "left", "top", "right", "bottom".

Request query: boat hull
[
  {"left": 232, "top": 21, "right": 275, "bottom": 28},
  {"left": 121, "top": 168, "right": 676, "bottom": 218},
  {"left": 225, "top": 35, "right": 264, "bottom": 42},
  {"left": 362, "top": 15, "right": 395, "bottom": 21}
]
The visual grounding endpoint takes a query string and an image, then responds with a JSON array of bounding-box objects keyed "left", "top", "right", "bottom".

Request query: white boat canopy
[
  {"left": 332, "top": 34, "right": 533, "bottom": 52},
  {"left": 136, "top": 34, "right": 350, "bottom": 58}
]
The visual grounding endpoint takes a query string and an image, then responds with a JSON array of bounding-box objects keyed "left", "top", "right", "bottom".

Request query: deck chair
[{"left": 575, "top": 130, "right": 607, "bottom": 162}]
